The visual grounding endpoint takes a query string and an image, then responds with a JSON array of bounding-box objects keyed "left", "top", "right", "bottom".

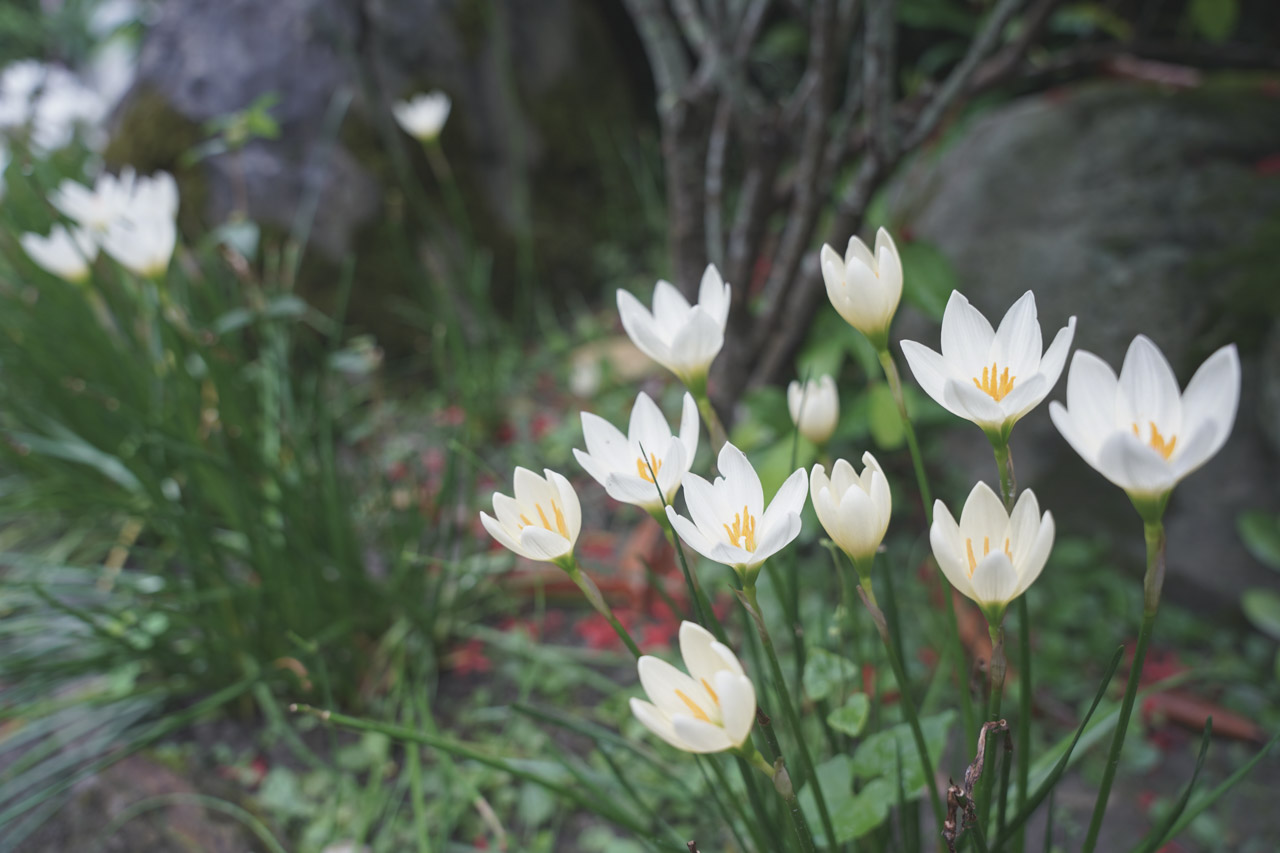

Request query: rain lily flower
[
  {"left": 574, "top": 391, "right": 699, "bottom": 511},
  {"left": 630, "top": 621, "right": 756, "bottom": 754},
  {"left": 479, "top": 467, "right": 582, "bottom": 565},
  {"left": 617, "top": 266, "right": 731, "bottom": 389},
  {"left": 820, "top": 227, "right": 903, "bottom": 350},
  {"left": 20, "top": 224, "right": 98, "bottom": 283},
  {"left": 787, "top": 375, "right": 840, "bottom": 445},
  {"left": 930, "top": 482, "right": 1054, "bottom": 624},
  {"left": 52, "top": 171, "right": 128, "bottom": 233},
  {"left": 901, "top": 290, "right": 1076, "bottom": 443},
  {"left": 1048, "top": 336, "right": 1240, "bottom": 516},
  {"left": 393, "top": 91, "right": 452, "bottom": 141},
  {"left": 811, "top": 453, "right": 892, "bottom": 565},
  {"left": 666, "top": 442, "right": 806, "bottom": 579},
  {"left": 101, "top": 214, "right": 176, "bottom": 278}
]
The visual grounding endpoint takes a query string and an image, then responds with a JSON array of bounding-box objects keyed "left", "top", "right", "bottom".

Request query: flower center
[
  {"left": 723, "top": 506, "right": 757, "bottom": 552},
  {"left": 1132, "top": 421, "right": 1177, "bottom": 460},
  {"left": 674, "top": 679, "right": 722, "bottom": 725},
  {"left": 636, "top": 452, "right": 663, "bottom": 483},
  {"left": 519, "top": 502, "right": 569, "bottom": 538},
  {"left": 964, "top": 536, "right": 1012, "bottom": 578},
  {"left": 973, "top": 362, "right": 1016, "bottom": 402}
]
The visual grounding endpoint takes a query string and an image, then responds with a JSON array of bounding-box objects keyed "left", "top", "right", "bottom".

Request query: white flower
[
  {"left": 53, "top": 168, "right": 178, "bottom": 235},
  {"left": 574, "top": 392, "right": 699, "bottom": 511},
  {"left": 666, "top": 442, "right": 806, "bottom": 576},
  {"left": 787, "top": 375, "right": 840, "bottom": 445},
  {"left": 479, "top": 467, "right": 582, "bottom": 564},
  {"left": 901, "top": 290, "right": 1077, "bottom": 441},
  {"left": 1048, "top": 336, "right": 1240, "bottom": 508},
  {"left": 101, "top": 214, "right": 176, "bottom": 278},
  {"left": 820, "top": 227, "right": 904, "bottom": 348},
  {"left": 810, "top": 453, "right": 891, "bottom": 564},
  {"left": 20, "top": 225, "right": 98, "bottom": 283},
  {"left": 930, "top": 482, "right": 1054, "bottom": 622},
  {"left": 630, "top": 621, "right": 756, "bottom": 754},
  {"left": 393, "top": 91, "right": 452, "bottom": 141},
  {"left": 617, "top": 266, "right": 731, "bottom": 388}
]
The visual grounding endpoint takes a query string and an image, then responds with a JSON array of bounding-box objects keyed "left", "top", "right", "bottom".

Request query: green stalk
[
  {"left": 687, "top": 375, "right": 728, "bottom": 454},
  {"left": 743, "top": 746, "right": 817, "bottom": 853},
  {"left": 1081, "top": 519, "right": 1166, "bottom": 852},
  {"left": 741, "top": 582, "right": 837, "bottom": 849},
  {"left": 878, "top": 346, "right": 977, "bottom": 750},
  {"left": 849, "top": 556, "right": 947, "bottom": 833},
  {"left": 560, "top": 556, "right": 641, "bottom": 659},
  {"left": 979, "top": 624, "right": 1007, "bottom": 829},
  {"left": 991, "top": 439, "right": 1031, "bottom": 851}
]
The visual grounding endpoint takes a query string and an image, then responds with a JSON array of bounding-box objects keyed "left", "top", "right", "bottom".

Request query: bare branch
[
  {"left": 623, "top": 0, "right": 693, "bottom": 104},
  {"left": 704, "top": 95, "right": 732, "bottom": 268},
  {"left": 905, "top": 0, "right": 1027, "bottom": 149},
  {"left": 863, "top": 0, "right": 897, "bottom": 158}
]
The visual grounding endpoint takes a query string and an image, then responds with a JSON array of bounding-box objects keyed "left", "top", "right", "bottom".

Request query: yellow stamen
[
  {"left": 701, "top": 678, "right": 720, "bottom": 707},
  {"left": 636, "top": 453, "right": 663, "bottom": 483},
  {"left": 1132, "top": 421, "right": 1177, "bottom": 460},
  {"left": 973, "top": 362, "right": 1016, "bottom": 402},
  {"left": 964, "top": 536, "right": 1013, "bottom": 577},
  {"left": 722, "top": 505, "right": 757, "bottom": 552},
  {"left": 520, "top": 502, "right": 570, "bottom": 538},
  {"left": 675, "top": 689, "right": 711, "bottom": 723}
]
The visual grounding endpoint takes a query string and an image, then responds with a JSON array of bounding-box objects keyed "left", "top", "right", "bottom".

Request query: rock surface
[{"left": 891, "top": 78, "right": 1280, "bottom": 610}]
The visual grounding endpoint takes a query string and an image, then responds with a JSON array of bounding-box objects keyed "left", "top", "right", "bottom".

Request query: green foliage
[
  {"left": 827, "top": 694, "right": 871, "bottom": 738},
  {"left": 1187, "top": 0, "right": 1239, "bottom": 44}
]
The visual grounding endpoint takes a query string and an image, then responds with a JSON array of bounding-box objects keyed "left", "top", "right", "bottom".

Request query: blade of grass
[{"left": 1131, "top": 718, "right": 1213, "bottom": 853}]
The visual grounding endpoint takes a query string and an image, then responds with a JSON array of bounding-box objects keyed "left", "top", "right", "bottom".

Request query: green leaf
[
  {"left": 1238, "top": 511, "right": 1280, "bottom": 570},
  {"left": 1187, "top": 0, "right": 1237, "bottom": 44},
  {"left": 828, "top": 693, "right": 871, "bottom": 737},
  {"left": 867, "top": 384, "right": 905, "bottom": 450},
  {"left": 798, "top": 757, "right": 893, "bottom": 843},
  {"left": 517, "top": 781, "right": 557, "bottom": 828},
  {"left": 1241, "top": 588, "right": 1280, "bottom": 640},
  {"left": 804, "top": 648, "right": 859, "bottom": 702},
  {"left": 852, "top": 711, "right": 956, "bottom": 796},
  {"left": 898, "top": 240, "right": 958, "bottom": 321}
]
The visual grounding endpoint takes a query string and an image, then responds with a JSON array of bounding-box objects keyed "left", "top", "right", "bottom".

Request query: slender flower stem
[
  {"left": 560, "top": 557, "right": 641, "bottom": 659},
  {"left": 1082, "top": 519, "right": 1166, "bottom": 853},
  {"left": 740, "top": 582, "right": 838, "bottom": 849},
  {"left": 849, "top": 557, "right": 947, "bottom": 834},
  {"left": 878, "top": 346, "right": 977, "bottom": 750},
  {"left": 741, "top": 746, "right": 817, "bottom": 853},
  {"left": 691, "top": 387, "right": 728, "bottom": 455},
  {"left": 991, "top": 439, "right": 1031, "bottom": 850},
  {"left": 979, "top": 624, "right": 1007, "bottom": 829}
]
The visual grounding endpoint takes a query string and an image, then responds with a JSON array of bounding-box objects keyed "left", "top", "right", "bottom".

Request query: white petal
[
  {"left": 604, "top": 472, "right": 665, "bottom": 507},
  {"left": 654, "top": 438, "right": 687, "bottom": 503},
  {"left": 677, "top": 392, "right": 700, "bottom": 464},
  {"left": 1037, "top": 317, "right": 1077, "bottom": 391},
  {"left": 1050, "top": 401, "right": 1100, "bottom": 470},
  {"left": 828, "top": 457, "right": 858, "bottom": 495},
  {"left": 1007, "top": 489, "right": 1041, "bottom": 558},
  {"left": 617, "top": 289, "right": 668, "bottom": 364},
  {"left": 652, "top": 279, "right": 692, "bottom": 330},
  {"left": 491, "top": 492, "right": 525, "bottom": 531},
  {"left": 940, "top": 290, "right": 995, "bottom": 373},
  {"left": 747, "top": 512, "right": 802, "bottom": 565},
  {"left": 546, "top": 469, "right": 581, "bottom": 542},
  {"left": 574, "top": 447, "right": 613, "bottom": 490},
  {"left": 900, "top": 340, "right": 959, "bottom": 415},
  {"left": 668, "top": 307, "right": 725, "bottom": 377},
  {"left": 680, "top": 621, "right": 734, "bottom": 681},
  {"left": 512, "top": 467, "right": 555, "bottom": 509},
  {"left": 671, "top": 716, "right": 734, "bottom": 753},
  {"left": 1013, "top": 511, "right": 1054, "bottom": 598},
  {"left": 760, "top": 468, "right": 808, "bottom": 534},
  {"left": 998, "top": 373, "right": 1050, "bottom": 421},
  {"left": 944, "top": 378, "right": 1007, "bottom": 429},
  {"left": 1176, "top": 344, "right": 1240, "bottom": 470},
  {"left": 667, "top": 506, "right": 722, "bottom": 564},
  {"left": 970, "top": 552, "right": 1018, "bottom": 606},
  {"left": 1117, "top": 335, "right": 1182, "bottom": 438},
  {"left": 519, "top": 527, "right": 572, "bottom": 562},
  {"left": 697, "top": 265, "right": 731, "bottom": 327},
  {"left": 716, "top": 671, "right": 757, "bottom": 747},
  {"left": 845, "top": 234, "right": 876, "bottom": 271},
  {"left": 638, "top": 655, "right": 711, "bottom": 717},
  {"left": 1095, "top": 432, "right": 1176, "bottom": 497},
  {"left": 992, "top": 291, "right": 1042, "bottom": 378},
  {"left": 930, "top": 505, "right": 972, "bottom": 598},
  {"left": 958, "top": 481, "right": 1008, "bottom": 540},
  {"left": 716, "top": 443, "right": 764, "bottom": 518},
  {"left": 1169, "top": 420, "right": 1222, "bottom": 483},
  {"left": 1062, "top": 350, "right": 1120, "bottom": 455},
  {"left": 834, "top": 484, "right": 882, "bottom": 560},
  {"left": 480, "top": 511, "right": 528, "bottom": 559},
  {"left": 629, "top": 392, "right": 672, "bottom": 448},
  {"left": 630, "top": 698, "right": 684, "bottom": 750},
  {"left": 681, "top": 472, "right": 730, "bottom": 542}
]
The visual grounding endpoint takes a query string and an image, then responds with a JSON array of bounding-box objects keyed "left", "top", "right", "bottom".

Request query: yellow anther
[
  {"left": 675, "top": 689, "right": 711, "bottom": 723},
  {"left": 973, "top": 362, "right": 1016, "bottom": 402},
  {"left": 636, "top": 453, "right": 663, "bottom": 483},
  {"left": 702, "top": 678, "right": 720, "bottom": 707},
  {"left": 722, "top": 505, "right": 757, "bottom": 552},
  {"left": 521, "top": 502, "right": 569, "bottom": 538},
  {"left": 1132, "top": 421, "right": 1177, "bottom": 460},
  {"left": 964, "top": 536, "right": 1012, "bottom": 577}
]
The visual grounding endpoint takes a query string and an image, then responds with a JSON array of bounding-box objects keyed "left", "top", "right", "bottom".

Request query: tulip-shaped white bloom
[
  {"left": 479, "top": 467, "right": 582, "bottom": 565},
  {"left": 574, "top": 392, "right": 699, "bottom": 511},
  {"left": 121, "top": 170, "right": 179, "bottom": 222},
  {"left": 52, "top": 171, "right": 128, "bottom": 233},
  {"left": 1048, "top": 336, "right": 1240, "bottom": 513},
  {"left": 931, "top": 482, "right": 1054, "bottom": 623},
  {"left": 101, "top": 214, "right": 176, "bottom": 278},
  {"left": 630, "top": 621, "right": 756, "bottom": 754},
  {"left": 787, "top": 375, "right": 840, "bottom": 445},
  {"left": 393, "top": 91, "right": 452, "bottom": 141},
  {"left": 821, "top": 227, "right": 904, "bottom": 349},
  {"left": 901, "top": 290, "right": 1076, "bottom": 442},
  {"left": 617, "top": 266, "right": 731, "bottom": 389},
  {"left": 811, "top": 453, "right": 891, "bottom": 564},
  {"left": 666, "top": 443, "right": 806, "bottom": 578},
  {"left": 20, "top": 224, "right": 98, "bottom": 282}
]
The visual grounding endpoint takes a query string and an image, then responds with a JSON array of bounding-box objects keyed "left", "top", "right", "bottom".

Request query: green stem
[
  {"left": 879, "top": 346, "right": 977, "bottom": 751},
  {"left": 743, "top": 746, "right": 817, "bottom": 853},
  {"left": 561, "top": 557, "right": 642, "bottom": 659},
  {"left": 991, "top": 439, "right": 1031, "bottom": 852},
  {"left": 692, "top": 386, "right": 728, "bottom": 455},
  {"left": 849, "top": 557, "right": 947, "bottom": 834},
  {"left": 741, "top": 582, "right": 838, "bottom": 849},
  {"left": 979, "top": 624, "right": 1007, "bottom": 829},
  {"left": 1081, "top": 519, "right": 1166, "bottom": 853}
]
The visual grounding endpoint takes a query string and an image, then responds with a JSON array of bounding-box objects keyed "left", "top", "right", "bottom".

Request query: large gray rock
[{"left": 892, "top": 79, "right": 1280, "bottom": 610}]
